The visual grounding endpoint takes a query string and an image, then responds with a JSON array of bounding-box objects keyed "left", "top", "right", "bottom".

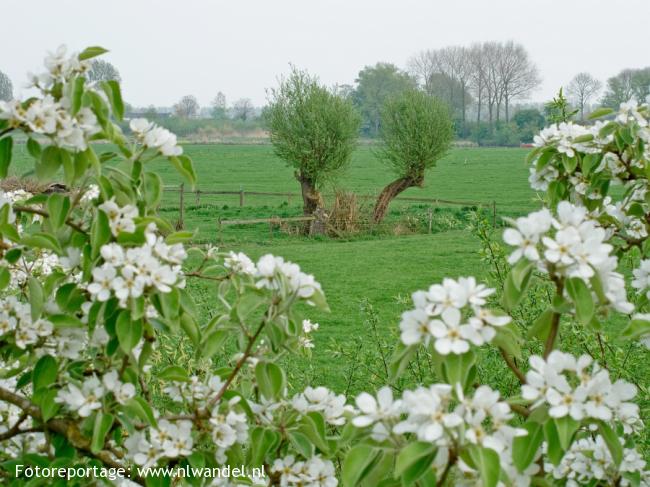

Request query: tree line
[{"left": 1, "top": 48, "right": 649, "bottom": 141}]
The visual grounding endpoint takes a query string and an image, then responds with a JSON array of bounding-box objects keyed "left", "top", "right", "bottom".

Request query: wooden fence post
[
  {"left": 178, "top": 183, "right": 185, "bottom": 229},
  {"left": 195, "top": 189, "right": 200, "bottom": 206},
  {"left": 492, "top": 201, "right": 497, "bottom": 228},
  {"left": 427, "top": 207, "right": 433, "bottom": 234},
  {"left": 239, "top": 187, "right": 244, "bottom": 207}
]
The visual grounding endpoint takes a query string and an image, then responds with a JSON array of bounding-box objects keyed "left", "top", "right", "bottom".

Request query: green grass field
[{"left": 8, "top": 144, "right": 649, "bottom": 426}]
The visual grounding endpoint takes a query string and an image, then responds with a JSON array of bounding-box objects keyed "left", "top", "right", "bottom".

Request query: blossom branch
[
  {"left": 12, "top": 205, "right": 87, "bottom": 235},
  {"left": 0, "top": 386, "right": 142, "bottom": 484}
]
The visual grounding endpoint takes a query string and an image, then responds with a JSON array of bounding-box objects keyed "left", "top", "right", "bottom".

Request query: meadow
[{"left": 9, "top": 144, "right": 648, "bottom": 403}]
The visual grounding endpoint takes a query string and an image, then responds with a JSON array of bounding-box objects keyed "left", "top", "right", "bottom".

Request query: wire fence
[{"left": 161, "top": 184, "right": 497, "bottom": 241}]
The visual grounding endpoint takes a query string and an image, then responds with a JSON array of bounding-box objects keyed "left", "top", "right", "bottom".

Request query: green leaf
[
  {"left": 588, "top": 107, "right": 614, "bottom": 119},
  {"left": 125, "top": 397, "right": 157, "bottom": 427},
  {"left": 468, "top": 446, "right": 500, "bottom": 487},
  {"left": 32, "top": 355, "right": 57, "bottom": 391},
  {"left": 179, "top": 313, "right": 200, "bottom": 345},
  {"left": 201, "top": 329, "right": 229, "bottom": 358},
  {"left": 502, "top": 260, "right": 533, "bottom": 311},
  {"left": 101, "top": 80, "right": 124, "bottom": 120},
  {"left": 91, "top": 412, "right": 114, "bottom": 453},
  {"left": 513, "top": 422, "right": 544, "bottom": 472},
  {"left": 248, "top": 427, "right": 280, "bottom": 466},
  {"left": 90, "top": 210, "right": 111, "bottom": 259},
  {"left": 39, "top": 389, "right": 60, "bottom": 421},
  {"left": 49, "top": 314, "right": 85, "bottom": 328},
  {"left": 37, "top": 145, "right": 70, "bottom": 180},
  {"left": 565, "top": 277, "right": 594, "bottom": 325},
  {"left": 169, "top": 155, "right": 196, "bottom": 188},
  {"left": 0, "top": 137, "right": 13, "bottom": 178},
  {"left": 70, "top": 76, "right": 85, "bottom": 115},
  {"left": 528, "top": 308, "right": 554, "bottom": 341},
  {"left": 158, "top": 365, "right": 190, "bottom": 382},
  {"left": 21, "top": 232, "right": 63, "bottom": 254},
  {"left": 115, "top": 312, "right": 143, "bottom": 353},
  {"left": 255, "top": 362, "right": 286, "bottom": 400},
  {"left": 28, "top": 277, "right": 44, "bottom": 320},
  {"left": 442, "top": 350, "right": 475, "bottom": 390},
  {"left": 621, "top": 318, "right": 650, "bottom": 341},
  {"left": 144, "top": 172, "right": 163, "bottom": 209},
  {"left": 26, "top": 138, "right": 41, "bottom": 159},
  {"left": 395, "top": 441, "right": 436, "bottom": 482},
  {"left": 46, "top": 194, "right": 70, "bottom": 230},
  {"left": 0, "top": 267, "right": 10, "bottom": 290},
  {"left": 288, "top": 431, "right": 314, "bottom": 458},
  {"left": 342, "top": 444, "right": 380, "bottom": 487},
  {"left": 554, "top": 416, "right": 579, "bottom": 451},
  {"left": 598, "top": 421, "right": 623, "bottom": 466},
  {"left": 78, "top": 46, "right": 109, "bottom": 61}
]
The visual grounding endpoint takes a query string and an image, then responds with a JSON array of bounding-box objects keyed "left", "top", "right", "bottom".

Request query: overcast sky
[{"left": 2, "top": 0, "right": 649, "bottom": 108}]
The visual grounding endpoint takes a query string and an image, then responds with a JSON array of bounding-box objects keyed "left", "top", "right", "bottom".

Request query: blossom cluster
[
  {"left": 504, "top": 201, "right": 633, "bottom": 313},
  {"left": 399, "top": 276, "right": 510, "bottom": 354},
  {"left": 0, "top": 296, "right": 52, "bottom": 349},
  {"left": 129, "top": 118, "right": 183, "bottom": 157},
  {"left": 271, "top": 455, "right": 338, "bottom": 487},
  {"left": 547, "top": 434, "right": 649, "bottom": 487},
  {"left": 223, "top": 251, "right": 324, "bottom": 308},
  {"left": 87, "top": 222, "right": 187, "bottom": 307},
  {"left": 522, "top": 351, "right": 641, "bottom": 430},
  {"left": 352, "top": 384, "right": 534, "bottom": 484},
  {"left": 124, "top": 420, "right": 194, "bottom": 468},
  {"left": 0, "top": 46, "right": 101, "bottom": 152},
  {"left": 291, "top": 386, "right": 351, "bottom": 426},
  {"left": 55, "top": 372, "right": 136, "bottom": 417}
]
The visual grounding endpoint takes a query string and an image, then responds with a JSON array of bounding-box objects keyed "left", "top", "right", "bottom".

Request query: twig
[
  {"left": 0, "top": 386, "right": 143, "bottom": 485},
  {"left": 207, "top": 318, "right": 267, "bottom": 410},
  {"left": 499, "top": 348, "right": 526, "bottom": 384},
  {"left": 13, "top": 205, "right": 87, "bottom": 235}
]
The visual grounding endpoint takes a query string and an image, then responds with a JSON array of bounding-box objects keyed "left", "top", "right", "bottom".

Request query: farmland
[{"left": 9, "top": 144, "right": 648, "bottom": 403}]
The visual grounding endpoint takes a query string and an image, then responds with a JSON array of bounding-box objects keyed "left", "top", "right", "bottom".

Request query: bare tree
[
  {"left": 468, "top": 43, "right": 487, "bottom": 128},
  {"left": 211, "top": 92, "right": 227, "bottom": 119},
  {"left": 174, "top": 95, "right": 199, "bottom": 119},
  {"left": 87, "top": 59, "right": 121, "bottom": 83},
  {"left": 407, "top": 47, "right": 473, "bottom": 127},
  {"left": 231, "top": 98, "right": 255, "bottom": 121},
  {"left": 0, "top": 70, "right": 12, "bottom": 101},
  {"left": 566, "top": 73, "right": 602, "bottom": 120},
  {"left": 497, "top": 41, "right": 541, "bottom": 122}
]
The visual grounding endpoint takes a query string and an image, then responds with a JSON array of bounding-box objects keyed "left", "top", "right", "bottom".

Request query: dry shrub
[
  {"left": 0, "top": 176, "right": 50, "bottom": 194},
  {"left": 329, "top": 191, "right": 360, "bottom": 236}
]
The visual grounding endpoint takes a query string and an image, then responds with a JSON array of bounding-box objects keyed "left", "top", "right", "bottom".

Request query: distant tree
[
  {"left": 566, "top": 72, "right": 602, "bottom": 120},
  {"left": 497, "top": 41, "right": 541, "bottom": 122},
  {"left": 86, "top": 59, "right": 121, "bottom": 83},
  {"left": 408, "top": 46, "right": 473, "bottom": 127},
  {"left": 513, "top": 108, "right": 545, "bottom": 129},
  {"left": 601, "top": 67, "right": 650, "bottom": 108},
  {"left": 144, "top": 105, "right": 158, "bottom": 119},
  {"left": 373, "top": 90, "right": 453, "bottom": 223},
  {"left": 513, "top": 108, "right": 546, "bottom": 143},
  {"left": 211, "top": 92, "right": 227, "bottom": 119},
  {"left": 174, "top": 95, "right": 199, "bottom": 118},
  {"left": 353, "top": 63, "right": 416, "bottom": 137},
  {"left": 0, "top": 70, "right": 12, "bottom": 101},
  {"left": 266, "top": 68, "right": 360, "bottom": 230},
  {"left": 232, "top": 98, "right": 255, "bottom": 121}
]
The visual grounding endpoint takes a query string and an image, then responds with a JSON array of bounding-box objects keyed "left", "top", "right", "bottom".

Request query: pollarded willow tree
[
  {"left": 0, "top": 70, "right": 12, "bottom": 102},
  {"left": 266, "top": 68, "right": 360, "bottom": 230},
  {"left": 0, "top": 45, "right": 649, "bottom": 487},
  {"left": 373, "top": 89, "right": 453, "bottom": 223}
]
